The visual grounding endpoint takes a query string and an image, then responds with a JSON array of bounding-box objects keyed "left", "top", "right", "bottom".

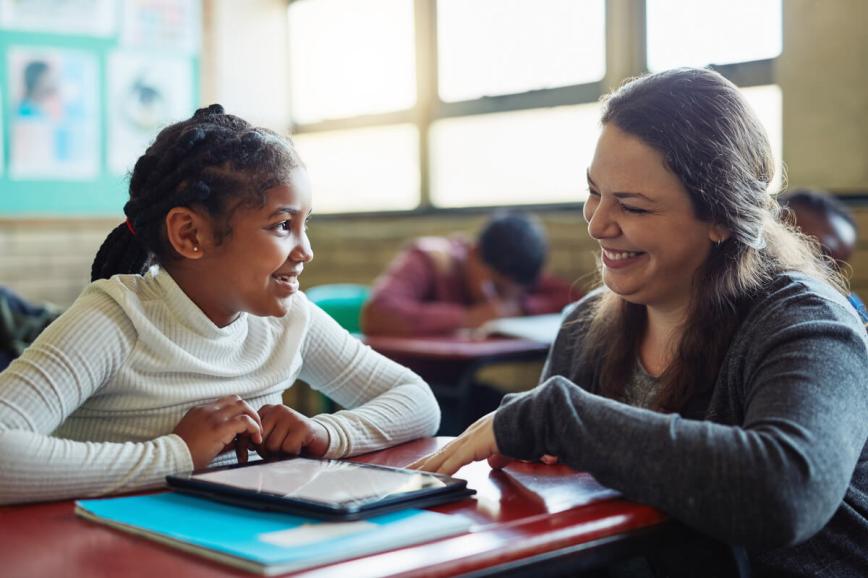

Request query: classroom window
[
  {"left": 293, "top": 125, "right": 420, "bottom": 213},
  {"left": 645, "top": 0, "right": 782, "bottom": 71},
  {"left": 430, "top": 104, "right": 601, "bottom": 207},
  {"left": 740, "top": 85, "right": 784, "bottom": 192},
  {"left": 287, "top": 0, "right": 416, "bottom": 123},
  {"left": 287, "top": 0, "right": 782, "bottom": 214},
  {"left": 436, "top": 0, "right": 605, "bottom": 102}
]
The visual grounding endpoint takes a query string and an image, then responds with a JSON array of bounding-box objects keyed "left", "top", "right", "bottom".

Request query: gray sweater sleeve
[{"left": 494, "top": 281, "right": 868, "bottom": 549}]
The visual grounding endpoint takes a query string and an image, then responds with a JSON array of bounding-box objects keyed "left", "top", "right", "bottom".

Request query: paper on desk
[{"left": 474, "top": 313, "right": 562, "bottom": 344}]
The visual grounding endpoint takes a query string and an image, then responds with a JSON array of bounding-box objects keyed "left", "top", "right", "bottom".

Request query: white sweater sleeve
[
  {"left": 300, "top": 301, "right": 440, "bottom": 458},
  {"left": 0, "top": 289, "right": 192, "bottom": 505}
]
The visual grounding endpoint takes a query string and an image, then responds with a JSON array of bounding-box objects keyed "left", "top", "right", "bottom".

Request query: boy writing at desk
[{"left": 361, "top": 212, "right": 575, "bottom": 336}]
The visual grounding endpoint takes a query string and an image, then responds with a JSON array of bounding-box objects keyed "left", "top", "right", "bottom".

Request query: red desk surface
[{"left": 0, "top": 438, "right": 666, "bottom": 578}]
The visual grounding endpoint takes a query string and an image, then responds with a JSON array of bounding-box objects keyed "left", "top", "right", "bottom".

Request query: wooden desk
[
  {"left": 362, "top": 335, "right": 550, "bottom": 362},
  {"left": 363, "top": 336, "right": 551, "bottom": 434},
  {"left": 0, "top": 438, "right": 670, "bottom": 578}
]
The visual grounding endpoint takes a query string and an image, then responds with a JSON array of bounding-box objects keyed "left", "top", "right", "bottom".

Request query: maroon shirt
[{"left": 363, "top": 236, "right": 576, "bottom": 336}]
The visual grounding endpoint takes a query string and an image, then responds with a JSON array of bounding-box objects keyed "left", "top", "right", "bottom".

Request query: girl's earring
[{"left": 193, "top": 245, "right": 199, "bottom": 252}]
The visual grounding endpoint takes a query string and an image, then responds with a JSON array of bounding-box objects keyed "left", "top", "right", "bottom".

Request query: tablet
[{"left": 166, "top": 457, "right": 475, "bottom": 520}]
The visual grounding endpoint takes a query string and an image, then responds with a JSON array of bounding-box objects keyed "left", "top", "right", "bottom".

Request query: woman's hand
[
  {"left": 173, "top": 395, "right": 263, "bottom": 470},
  {"left": 408, "top": 412, "right": 513, "bottom": 475},
  {"left": 254, "top": 404, "right": 330, "bottom": 460}
]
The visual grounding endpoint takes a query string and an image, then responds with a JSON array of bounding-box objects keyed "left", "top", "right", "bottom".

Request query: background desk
[
  {"left": 363, "top": 336, "right": 551, "bottom": 434},
  {"left": 0, "top": 437, "right": 670, "bottom": 578}
]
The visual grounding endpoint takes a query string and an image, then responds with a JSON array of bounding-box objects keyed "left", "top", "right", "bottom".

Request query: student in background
[
  {"left": 0, "top": 105, "right": 440, "bottom": 505},
  {"left": 361, "top": 212, "right": 574, "bottom": 336},
  {"left": 779, "top": 188, "right": 868, "bottom": 322},
  {"left": 413, "top": 69, "right": 868, "bottom": 577}
]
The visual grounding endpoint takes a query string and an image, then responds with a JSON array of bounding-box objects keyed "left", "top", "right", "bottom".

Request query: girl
[
  {"left": 0, "top": 105, "right": 440, "bottom": 504},
  {"left": 412, "top": 69, "right": 868, "bottom": 577}
]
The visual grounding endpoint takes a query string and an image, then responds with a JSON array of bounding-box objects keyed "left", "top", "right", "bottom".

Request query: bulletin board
[{"left": 0, "top": 0, "right": 200, "bottom": 216}]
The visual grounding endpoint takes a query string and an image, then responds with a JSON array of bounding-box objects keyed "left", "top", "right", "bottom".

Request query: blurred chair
[
  {"left": 305, "top": 284, "right": 370, "bottom": 334},
  {"left": 301, "top": 284, "right": 371, "bottom": 413}
]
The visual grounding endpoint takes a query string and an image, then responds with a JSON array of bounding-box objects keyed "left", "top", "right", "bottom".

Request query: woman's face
[{"left": 584, "top": 123, "right": 722, "bottom": 313}]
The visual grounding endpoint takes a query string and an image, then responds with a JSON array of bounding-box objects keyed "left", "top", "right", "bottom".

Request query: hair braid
[
  {"left": 90, "top": 104, "right": 302, "bottom": 282},
  {"left": 90, "top": 223, "right": 151, "bottom": 281}
]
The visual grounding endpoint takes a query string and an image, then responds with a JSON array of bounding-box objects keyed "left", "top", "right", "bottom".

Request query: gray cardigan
[{"left": 494, "top": 273, "right": 868, "bottom": 577}]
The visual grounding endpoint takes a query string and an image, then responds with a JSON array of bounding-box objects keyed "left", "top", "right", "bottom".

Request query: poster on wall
[
  {"left": 121, "top": 0, "right": 201, "bottom": 54},
  {"left": 108, "top": 52, "right": 193, "bottom": 175},
  {"left": 8, "top": 47, "right": 99, "bottom": 180},
  {"left": 0, "top": 0, "right": 116, "bottom": 36},
  {"left": 0, "top": 88, "right": 4, "bottom": 177}
]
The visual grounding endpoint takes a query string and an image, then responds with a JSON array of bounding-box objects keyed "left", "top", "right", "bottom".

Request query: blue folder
[{"left": 76, "top": 492, "right": 471, "bottom": 575}]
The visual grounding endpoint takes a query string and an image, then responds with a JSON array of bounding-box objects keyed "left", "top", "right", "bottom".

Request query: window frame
[{"left": 287, "top": 0, "right": 778, "bottom": 218}]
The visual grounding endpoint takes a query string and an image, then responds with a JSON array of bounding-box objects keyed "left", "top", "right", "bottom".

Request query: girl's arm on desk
[
  {"left": 0, "top": 288, "right": 192, "bottom": 505},
  {"left": 299, "top": 300, "right": 441, "bottom": 458}
]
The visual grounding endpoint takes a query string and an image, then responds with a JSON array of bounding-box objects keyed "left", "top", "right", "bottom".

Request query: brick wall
[
  {"left": 0, "top": 219, "right": 114, "bottom": 306},
  {"left": 1, "top": 207, "right": 866, "bottom": 309}
]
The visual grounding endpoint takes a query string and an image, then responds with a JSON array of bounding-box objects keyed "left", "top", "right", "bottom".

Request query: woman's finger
[
  {"left": 409, "top": 443, "right": 456, "bottom": 472},
  {"left": 488, "top": 453, "right": 514, "bottom": 469}
]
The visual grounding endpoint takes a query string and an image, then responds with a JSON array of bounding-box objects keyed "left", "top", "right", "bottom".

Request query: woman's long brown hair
[{"left": 577, "top": 69, "right": 845, "bottom": 413}]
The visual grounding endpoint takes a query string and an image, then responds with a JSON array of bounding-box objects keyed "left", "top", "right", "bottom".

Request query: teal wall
[{"left": 0, "top": 29, "right": 199, "bottom": 216}]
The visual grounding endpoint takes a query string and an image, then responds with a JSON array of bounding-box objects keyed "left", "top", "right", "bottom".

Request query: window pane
[
  {"left": 646, "top": 0, "right": 781, "bottom": 71},
  {"left": 437, "top": 0, "right": 605, "bottom": 102},
  {"left": 288, "top": 0, "right": 416, "bottom": 123},
  {"left": 430, "top": 104, "right": 601, "bottom": 207},
  {"left": 293, "top": 125, "right": 420, "bottom": 213},
  {"left": 740, "top": 85, "right": 783, "bottom": 193}
]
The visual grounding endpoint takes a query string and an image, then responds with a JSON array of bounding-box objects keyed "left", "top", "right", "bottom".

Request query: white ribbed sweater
[{"left": 0, "top": 268, "right": 440, "bottom": 504}]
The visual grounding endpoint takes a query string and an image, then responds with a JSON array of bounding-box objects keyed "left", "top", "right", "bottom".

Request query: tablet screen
[{"left": 191, "top": 458, "right": 450, "bottom": 507}]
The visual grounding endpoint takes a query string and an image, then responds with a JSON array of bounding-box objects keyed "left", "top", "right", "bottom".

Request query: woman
[{"left": 412, "top": 68, "right": 868, "bottom": 577}]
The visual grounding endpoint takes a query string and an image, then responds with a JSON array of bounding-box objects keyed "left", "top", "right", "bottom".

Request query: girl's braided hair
[{"left": 91, "top": 104, "right": 302, "bottom": 281}]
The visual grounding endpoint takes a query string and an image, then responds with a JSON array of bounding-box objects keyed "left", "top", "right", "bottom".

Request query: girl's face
[
  {"left": 584, "top": 123, "right": 721, "bottom": 313},
  {"left": 197, "top": 168, "right": 314, "bottom": 326}
]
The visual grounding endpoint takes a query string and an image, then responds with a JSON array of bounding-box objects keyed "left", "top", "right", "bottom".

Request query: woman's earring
[{"left": 193, "top": 245, "right": 199, "bottom": 252}]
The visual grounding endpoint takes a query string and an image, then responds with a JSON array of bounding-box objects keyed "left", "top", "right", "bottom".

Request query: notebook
[
  {"left": 76, "top": 492, "right": 472, "bottom": 575},
  {"left": 474, "top": 313, "right": 563, "bottom": 344}
]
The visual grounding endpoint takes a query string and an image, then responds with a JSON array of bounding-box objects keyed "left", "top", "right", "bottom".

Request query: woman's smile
[{"left": 601, "top": 247, "right": 647, "bottom": 270}]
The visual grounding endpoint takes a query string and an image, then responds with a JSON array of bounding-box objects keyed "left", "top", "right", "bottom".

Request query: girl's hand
[
  {"left": 408, "top": 412, "right": 513, "bottom": 475},
  {"left": 173, "top": 395, "right": 263, "bottom": 470},
  {"left": 255, "top": 404, "right": 330, "bottom": 459}
]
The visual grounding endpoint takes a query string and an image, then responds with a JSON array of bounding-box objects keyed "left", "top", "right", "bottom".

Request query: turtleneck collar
[{"left": 150, "top": 266, "right": 249, "bottom": 338}]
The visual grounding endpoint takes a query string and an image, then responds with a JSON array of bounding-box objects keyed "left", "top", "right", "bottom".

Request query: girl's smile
[{"left": 271, "top": 268, "right": 303, "bottom": 295}]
